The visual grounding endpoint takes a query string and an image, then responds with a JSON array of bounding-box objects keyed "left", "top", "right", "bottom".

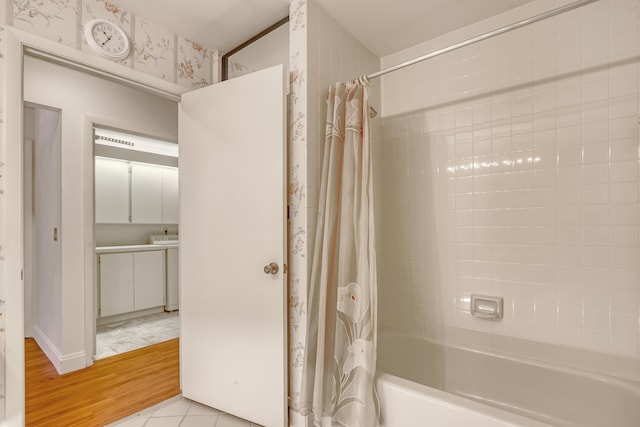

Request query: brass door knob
[{"left": 263, "top": 262, "right": 279, "bottom": 275}]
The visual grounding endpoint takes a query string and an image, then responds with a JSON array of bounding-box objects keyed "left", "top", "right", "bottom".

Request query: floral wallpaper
[
  {"left": 134, "top": 18, "right": 175, "bottom": 82},
  {"left": 13, "top": 0, "right": 78, "bottom": 47},
  {"left": 9, "top": 0, "right": 217, "bottom": 88},
  {"left": 177, "top": 36, "right": 212, "bottom": 89},
  {"left": 288, "top": 0, "right": 308, "bottom": 413}
]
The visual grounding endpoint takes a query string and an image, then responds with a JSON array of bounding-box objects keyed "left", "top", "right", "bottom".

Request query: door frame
[{"left": 4, "top": 27, "right": 188, "bottom": 424}]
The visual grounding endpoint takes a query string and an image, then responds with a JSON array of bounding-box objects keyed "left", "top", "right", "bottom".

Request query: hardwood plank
[{"left": 25, "top": 338, "right": 180, "bottom": 427}]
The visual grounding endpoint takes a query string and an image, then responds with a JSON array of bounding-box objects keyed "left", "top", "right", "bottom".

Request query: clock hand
[{"left": 101, "top": 31, "right": 112, "bottom": 46}]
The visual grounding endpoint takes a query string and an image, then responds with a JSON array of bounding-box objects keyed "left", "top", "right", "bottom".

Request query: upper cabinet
[
  {"left": 131, "top": 163, "right": 163, "bottom": 224},
  {"left": 95, "top": 157, "right": 178, "bottom": 224},
  {"left": 95, "top": 157, "right": 130, "bottom": 223},
  {"left": 162, "top": 167, "right": 179, "bottom": 224}
]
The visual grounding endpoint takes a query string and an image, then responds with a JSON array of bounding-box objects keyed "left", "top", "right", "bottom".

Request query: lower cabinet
[
  {"left": 134, "top": 251, "right": 165, "bottom": 311},
  {"left": 99, "top": 250, "right": 165, "bottom": 317}
]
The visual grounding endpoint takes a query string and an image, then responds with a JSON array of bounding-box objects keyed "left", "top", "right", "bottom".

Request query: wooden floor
[{"left": 26, "top": 337, "right": 181, "bottom": 427}]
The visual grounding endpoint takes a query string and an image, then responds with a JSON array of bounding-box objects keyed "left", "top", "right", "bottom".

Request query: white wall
[
  {"left": 32, "top": 107, "right": 63, "bottom": 370},
  {"left": 379, "top": 0, "right": 640, "bottom": 381},
  {"left": 95, "top": 224, "right": 178, "bottom": 246},
  {"left": 23, "top": 54, "right": 178, "bottom": 373}
]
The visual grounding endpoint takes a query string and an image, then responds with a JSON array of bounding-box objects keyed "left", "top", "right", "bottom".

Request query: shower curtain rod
[{"left": 366, "top": 0, "right": 599, "bottom": 80}]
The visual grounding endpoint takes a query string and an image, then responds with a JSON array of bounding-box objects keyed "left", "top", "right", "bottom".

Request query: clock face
[{"left": 84, "top": 19, "right": 130, "bottom": 61}]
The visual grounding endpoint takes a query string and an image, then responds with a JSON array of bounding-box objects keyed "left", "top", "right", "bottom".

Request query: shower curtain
[{"left": 301, "top": 78, "right": 378, "bottom": 427}]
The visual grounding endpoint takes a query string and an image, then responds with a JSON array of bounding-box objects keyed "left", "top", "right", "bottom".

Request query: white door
[{"left": 179, "top": 64, "right": 287, "bottom": 427}]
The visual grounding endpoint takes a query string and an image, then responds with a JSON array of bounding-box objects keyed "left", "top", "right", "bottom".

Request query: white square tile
[
  {"left": 610, "top": 311, "right": 639, "bottom": 335},
  {"left": 152, "top": 398, "right": 192, "bottom": 417},
  {"left": 610, "top": 225, "right": 639, "bottom": 247},
  {"left": 582, "top": 79, "right": 609, "bottom": 103},
  {"left": 610, "top": 138, "right": 638, "bottom": 162},
  {"left": 611, "top": 116, "right": 639, "bottom": 141},
  {"left": 179, "top": 415, "right": 219, "bottom": 427},
  {"left": 583, "top": 246, "right": 609, "bottom": 267},
  {"left": 611, "top": 290, "right": 640, "bottom": 313},
  {"left": 557, "top": 125, "right": 581, "bottom": 147},
  {"left": 111, "top": 415, "right": 150, "bottom": 427},
  {"left": 610, "top": 247, "right": 639, "bottom": 269},
  {"left": 609, "top": 268, "right": 639, "bottom": 291},
  {"left": 187, "top": 402, "right": 221, "bottom": 416},
  {"left": 610, "top": 182, "right": 638, "bottom": 204},
  {"left": 145, "top": 417, "right": 183, "bottom": 427},
  {"left": 582, "top": 268, "right": 609, "bottom": 289},
  {"left": 583, "top": 309, "right": 610, "bottom": 331},
  {"left": 535, "top": 303, "right": 558, "bottom": 323},
  {"left": 610, "top": 161, "right": 638, "bottom": 183},
  {"left": 584, "top": 287, "right": 609, "bottom": 310},
  {"left": 583, "top": 205, "right": 608, "bottom": 225},
  {"left": 582, "top": 121, "right": 609, "bottom": 145},
  {"left": 215, "top": 414, "right": 253, "bottom": 427},
  {"left": 610, "top": 95, "right": 639, "bottom": 119}
]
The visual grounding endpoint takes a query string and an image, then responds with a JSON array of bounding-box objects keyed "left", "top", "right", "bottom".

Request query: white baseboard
[{"left": 32, "top": 324, "right": 86, "bottom": 374}]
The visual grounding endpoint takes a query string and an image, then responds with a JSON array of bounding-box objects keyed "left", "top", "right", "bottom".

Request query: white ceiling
[{"left": 117, "top": 0, "right": 534, "bottom": 57}]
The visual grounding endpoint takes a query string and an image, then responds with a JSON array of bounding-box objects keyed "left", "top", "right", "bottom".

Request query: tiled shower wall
[{"left": 380, "top": 0, "right": 640, "bottom": 380}]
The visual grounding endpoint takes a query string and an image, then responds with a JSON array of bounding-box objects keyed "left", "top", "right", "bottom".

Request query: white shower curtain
[{"left": 301, "top": 78, "right": 378, "bottom": 427}]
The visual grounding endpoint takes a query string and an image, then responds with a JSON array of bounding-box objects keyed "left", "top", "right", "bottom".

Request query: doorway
[
  {"left": 23, "top": 104, "right": 62, "bottom": 355},
  {"left": 22, "top": 53, "right": 179, "bottom": 374},
  {"left": 93, "top": 126, "right": 180, "bottom": 360}
]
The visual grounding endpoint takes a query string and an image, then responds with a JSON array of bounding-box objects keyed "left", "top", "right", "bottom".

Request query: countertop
[{"left": 96, "top": 243, "right": 179, "bottom": 254}]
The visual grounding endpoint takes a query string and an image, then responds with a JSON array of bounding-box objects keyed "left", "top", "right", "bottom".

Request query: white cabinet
[
  {"left": 98, "top": 249, "right": 165, "bottom": 317},
  {"left": 131, "top": 163, "right": 163, "bottom": 223},
  {"left": 95, "top": 158, "right": 130, "bottom": 223},
  {"left": 134, "top": 251, "right": 165, "bottom": 311},
  {"left": 162, "top": 167, "right": 179, "bottom": 224},
  {"left": 99, "top": 252, "right": 134, "bottom": 317},
  {"left": 165, "top": 247, "right": 179, "bottom": 311},
  {"left": 95, "top": 157, "right": 178, "bottom": 224}
]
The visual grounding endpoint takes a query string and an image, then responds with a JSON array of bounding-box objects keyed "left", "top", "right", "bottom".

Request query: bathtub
[{"left": 376, "top": 332, "right": 640, "bottom": 426}]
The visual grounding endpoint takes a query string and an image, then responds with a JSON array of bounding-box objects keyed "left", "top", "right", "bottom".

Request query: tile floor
[
  {"left": 107, "top": 396, "right": 264, "bottom": 427},
  {"left": 95, "top": 311, "right": 179, "bottom": 359}
]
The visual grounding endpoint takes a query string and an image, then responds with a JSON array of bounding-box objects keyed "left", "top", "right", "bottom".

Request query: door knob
[{"left": 263, "top": 262, "right": 279, "bottom": 275}]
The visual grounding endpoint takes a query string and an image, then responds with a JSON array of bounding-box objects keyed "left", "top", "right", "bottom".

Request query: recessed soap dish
[{"left": 470, "top": 294, "right": 503, "bottom": 320}]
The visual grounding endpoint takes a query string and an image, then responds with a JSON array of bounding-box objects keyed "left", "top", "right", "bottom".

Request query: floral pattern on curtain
[{"left": 300, "top": 78, "right": 378, "bottom": 427}]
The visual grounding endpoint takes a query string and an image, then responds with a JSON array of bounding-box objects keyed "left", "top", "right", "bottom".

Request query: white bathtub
[{"left": 376, "top": 332, "right": 640, "bottom": 426}]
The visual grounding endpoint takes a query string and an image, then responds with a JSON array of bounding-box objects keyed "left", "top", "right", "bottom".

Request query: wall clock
[{"left": 84, "top": 19, "right": 130, "bottom": 61}]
